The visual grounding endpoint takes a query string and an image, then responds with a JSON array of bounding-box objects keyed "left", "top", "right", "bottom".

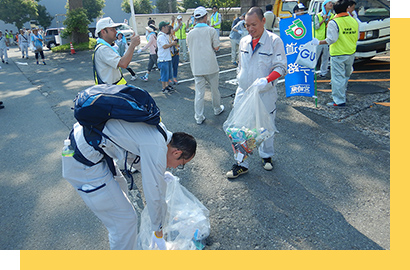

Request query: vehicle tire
[{"left": 47, "top": 41, "right": 56, "bottom": 49}]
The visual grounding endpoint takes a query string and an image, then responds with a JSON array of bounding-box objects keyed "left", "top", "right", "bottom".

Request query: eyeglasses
[{"left": 177, "top": 159, "right": 186, "bottom": 170}]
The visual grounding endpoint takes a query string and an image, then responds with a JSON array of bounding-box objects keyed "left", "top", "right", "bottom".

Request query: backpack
[{"left": 71, "top": 84, "right": 167, "bottom": 189}]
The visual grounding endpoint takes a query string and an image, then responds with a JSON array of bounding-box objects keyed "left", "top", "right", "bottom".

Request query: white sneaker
[
  {"left": 196, "top": 117, "right": 205, "bottom": 125},
  {"left": 130, "top": 76, "right": 137, "bottom": 81},
  {"left": 214, "top": 105, "right": 225, "bottom": 116}
]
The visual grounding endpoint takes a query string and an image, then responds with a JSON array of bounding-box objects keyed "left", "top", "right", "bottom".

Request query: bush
[
  {"left": 222, "top": 20, "right": 233, "bottom": 32},
  {"left": 51, "top": 38, "right": 97, "bottom": 53}
]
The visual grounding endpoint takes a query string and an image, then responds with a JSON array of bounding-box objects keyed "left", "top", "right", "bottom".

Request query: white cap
[
  {"left": 95, "top": 17, "right": 121, "bottom": 36},
  {"left": 177, "top": 15, "right": 182, "bottom": 20},
  {"left": 64, "top": 139, "right": 71, "bottom": 146},
  {"left": 194, "top": 6, "right": 207, "bottom": 19},
  {"left": 297, "top": 3, "right": 305, "bottom": 9}
]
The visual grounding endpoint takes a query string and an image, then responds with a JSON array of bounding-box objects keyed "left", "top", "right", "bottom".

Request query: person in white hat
[
  {"left": 93, "top": 17, "right": 140, "bottom": 85},
  {"left": 187, "top": 6, "right": 224, "bottom": 125},
  {"left": 173, "top": 15, "right": 188, "bottom": 62}
]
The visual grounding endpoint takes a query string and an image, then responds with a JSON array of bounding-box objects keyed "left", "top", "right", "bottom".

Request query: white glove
[
  {"left": 238, "top": 30, "right": 243, "bottom": 35},
  {"left": 150, "top": 231, "right": 167, "bottom": 250},
  {"left": 253, "top": 77, "right": 268, "bottom": 88},
  {"left": 164, "top": 171, "right": 175, "bottom": 183},
  {"left": 137, "top": 49, "right": 142, "bottom": 54},
  {"left": 311, "top": 38, "right": 319, "bottom": 46}
]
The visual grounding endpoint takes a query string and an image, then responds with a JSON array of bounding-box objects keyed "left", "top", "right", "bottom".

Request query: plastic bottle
[{"left": 62, "top": 139, "right": 74, "bottom": 157}]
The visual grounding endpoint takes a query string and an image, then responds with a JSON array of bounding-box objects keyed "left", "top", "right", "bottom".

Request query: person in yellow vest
[
  {"left": 210, "top": 5, "right": 222, "bottom": 39},
  {"left": 93, "top": 17, "right": 140, "bottom": 85},
  {"left": 315, "top": 0, "right": 335, "bottom": 77},
  {"left": 174, "top": 15, "right": 188, "bottom": 62},
  {"left": 318, "top": 0, "right": 359, "bottom": 107}
]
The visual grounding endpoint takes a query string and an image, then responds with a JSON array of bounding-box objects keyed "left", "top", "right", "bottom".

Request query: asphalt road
[{"left": 0, "top": 37, "right": 390, "bottom": 250}]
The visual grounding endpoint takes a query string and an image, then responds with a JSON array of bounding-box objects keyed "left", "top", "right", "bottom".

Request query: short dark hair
[
  {"left": 213, "top": 5, "right": 218, "bottom": 9},
  {"left": 170, "top": 132, "right": 197, "bottom": 160},
  {"left": 266, "top": 4, "right": 273, "bottom": 11},
  {"left": 334, "top": 0, "right": 350, "bottom": 14},
  {"left": 349, "top": 1, "right": 356, "bottom": 5},
  {"left": 246, "top": 6, "right": 264, "bottom": 21}
]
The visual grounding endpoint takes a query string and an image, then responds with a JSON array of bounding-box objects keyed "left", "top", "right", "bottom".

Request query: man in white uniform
[
  {"left": 226, "top": 7, "right": 287, "bottom": 179},
  {"left": 18, "top": 29, "right": 29, "bottom": 59},
  {"left": 62, "top": 120, "right": 197, "bottom": 249},
  {"left": 94, "top": 17, "right": 140, "bottom": 85},
  {"left": 0, "top": 31, "right": 9, "bottom": 64},
  {"left": 187, "top": 6, "right": 224, "bottom": 125}
]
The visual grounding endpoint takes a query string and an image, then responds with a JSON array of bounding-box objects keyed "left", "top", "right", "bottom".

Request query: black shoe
[
  {"left": 1, "top": 59, "right": 4, "bottom": 63},
  {"left": 262, "top": 158, "right": 273, "bottom": 171},
  {"left": 226, "top": 164, "right": 248, "bottom": 179},
  {"left": 0, "top": 105, "right": 4, "bottom": 110},
  {"left": 0, "top": 101, "right": 3, "bottom": 105},
  {"left": 166, "top": 85, "right": 175, "bottom": 92}
]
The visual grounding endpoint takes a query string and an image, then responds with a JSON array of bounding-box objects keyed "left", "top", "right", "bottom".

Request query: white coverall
[
  {"left": 235, "top": 30, "right": 287, "bottom": 167},
  {"left": 18, "top": 33, "right": 29, "bottom": 58},
  {"left": 62, "top": 120, "right": 172, "bottom": 250},
  {"left": 0, "top": 35, "right": 8, "bottom": 63}
]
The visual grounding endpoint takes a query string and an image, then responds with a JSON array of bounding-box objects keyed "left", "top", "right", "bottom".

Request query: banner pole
[{"left": 313, "top": 8, "right": 318, "bottom": 108}]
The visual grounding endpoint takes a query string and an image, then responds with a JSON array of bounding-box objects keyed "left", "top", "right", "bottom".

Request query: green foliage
[
  {"left": 121, "top": 0, "right": 154, "bottom": 14},
  {"left": 182, "top": 0, "right": 209, "bottom": 9},
  {"left": 36, "top": 4, "right": 53, "bottom": 29},
  {"left": 82, "top": 0, "right": 105, "bottom": 22},
  {"left": 65, "top": 0, "right": 105, "bottom": 23},
  {"left": 156, "top": 0, "right": 177, "bottom": 13},
  {"left": 0, "top": 0, "right": 38, "bottom": 29},
  {"left": 51, "top": 38, "right": 97, "bottom": 53},
  {"left": 63, "top": 7, "right": 90, "bottom": 35},
  {"left": 221, "top": 19, "right": 232, "bottom": 31},
  {"left": 209, "top": 0, "right": 240, "bottom": 16}
]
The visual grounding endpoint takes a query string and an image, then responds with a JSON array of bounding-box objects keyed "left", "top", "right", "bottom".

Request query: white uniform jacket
[{"left": 65, "top": 120, "right": 172, "bottom": 232}]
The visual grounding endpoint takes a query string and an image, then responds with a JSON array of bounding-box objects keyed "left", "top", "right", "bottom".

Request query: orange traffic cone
[{"left": 70, "top": 42, "right": 76, "bottom": 54}]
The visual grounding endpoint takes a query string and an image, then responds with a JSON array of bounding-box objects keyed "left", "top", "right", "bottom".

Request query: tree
[
  {"left": 156, "top": 0, "right": 177, "bottom": 13},
  {"left": 0, "top": 0, "right": 38, "bottom": 29},
  {"left": 63, "top": 0, "right": 90, "bottom": 43},
  {"left": 36, "top": 4, "right": 53, "bottom": 29},
  {"left": 182, "top": 0, "right": 209, "bottom": 10},
  {"left": 82, "top": 0, "right": 105, "bottom": 22},
  {"left": 209, "top": 0, "right": 240, "bottom": 16},
  {"left": 121, "top": 0, "right": 154, "bottom": 14},
  {"left": 66, "top": 0, "right": 105, "bottom": 23}
]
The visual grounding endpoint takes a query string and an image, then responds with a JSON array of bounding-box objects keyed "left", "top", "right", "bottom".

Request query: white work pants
[
  {"left": 62, "top": 156, "right": 138, "bottom": 250},
  {"left": 330, "top": 54, "right": 355, "bottom": 105},
  {"left": 0, "top": 47, "right": 8, "bottom": 62},
  {"left": 179, "top": 39, "right": 188, "bottom": 62},
  {"left": 193, "top": 72, "right": 221, "bottom": 123},
  {"left": 316, "top": 44, "right": 330, "bottom": 76},
  {"left": 230, "top": 39, "right": 239, "bottom": 63},
  {"left": 20, "top": 43, "right": 29, "bottom": 58}
]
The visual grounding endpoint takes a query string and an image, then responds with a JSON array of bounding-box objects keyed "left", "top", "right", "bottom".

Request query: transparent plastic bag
[
  {"left": 295, "top": 40, "right": 318, "bottom": 69},
  {"left": 136, "top": 173, "right": 210, "bottom": 250},
  {"left": 223, "top": 82, "right": 276, "bottom": 162}
]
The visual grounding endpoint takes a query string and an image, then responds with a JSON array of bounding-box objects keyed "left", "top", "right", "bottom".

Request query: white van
[{"left": 308, "top": 0, "right": 390, "bottom": 59}]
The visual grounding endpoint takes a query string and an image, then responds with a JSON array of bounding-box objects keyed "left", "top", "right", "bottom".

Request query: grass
[{"left": 51, "top": 38, "right": 97, "bottom": 53}]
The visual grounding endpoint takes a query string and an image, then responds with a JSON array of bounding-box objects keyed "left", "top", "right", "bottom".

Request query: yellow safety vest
[
  {"left": 93, "top": 44, "right": 127, "bottom": 85},
  {"left": 175, "top": 22, "right": 186, "bottom": 40},
  {"left": 329, "top": 13, "right": 359, "bottom": 56},
  {"left": 315, "top": 13, "right": 334, "bottom": 40},
  {"left": 211, "top": 12, "right": 221, "bottom": 29}
]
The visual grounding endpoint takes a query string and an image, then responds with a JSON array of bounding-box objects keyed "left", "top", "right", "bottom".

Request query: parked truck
[{"left": 308, "top": 0, "right": 390, "bottom": 59}]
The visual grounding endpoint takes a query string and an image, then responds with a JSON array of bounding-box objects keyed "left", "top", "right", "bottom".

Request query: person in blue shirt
[{"left": 31, "top": 28, "right": 46, "bottom": 65}]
